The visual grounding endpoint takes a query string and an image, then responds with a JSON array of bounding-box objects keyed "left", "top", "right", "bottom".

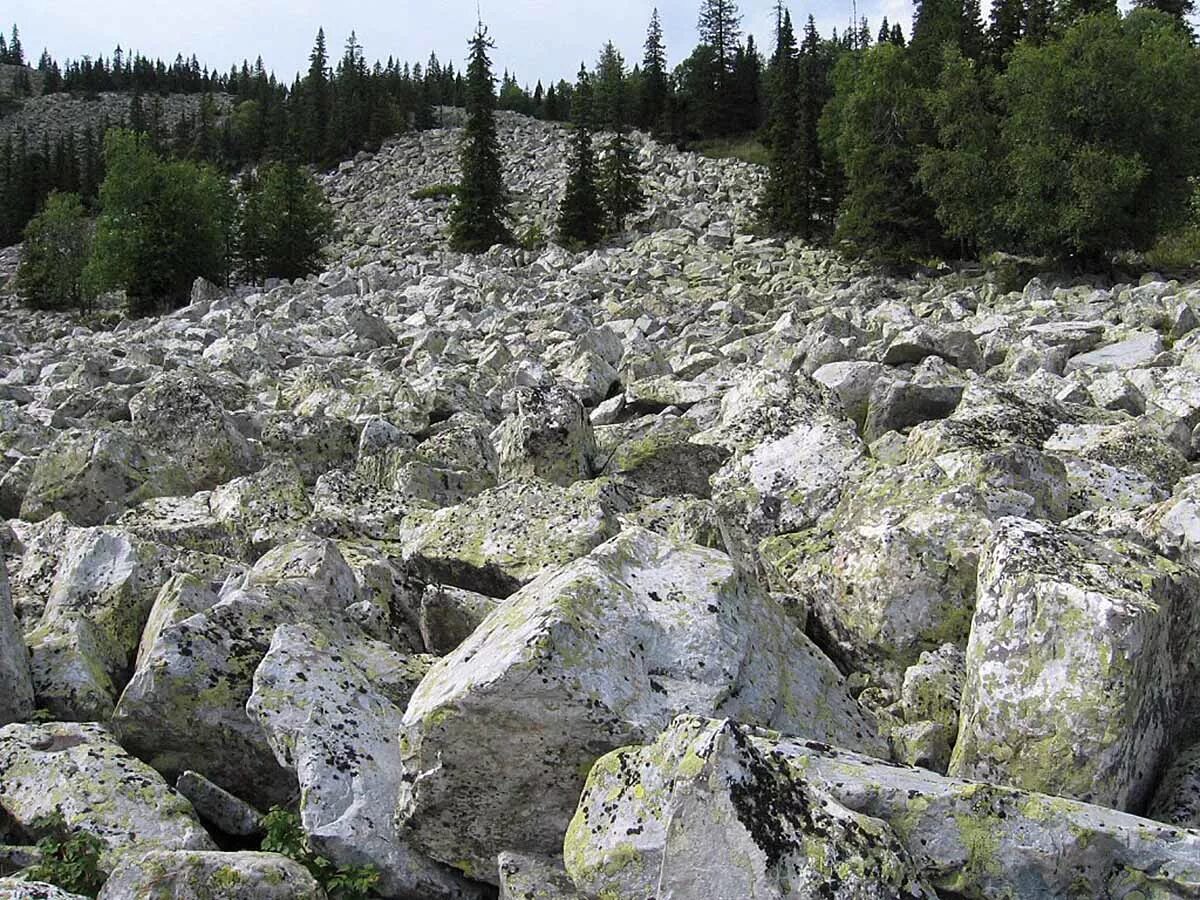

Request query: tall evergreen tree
[
  {"left": 987, "top": 0, "right": 1026, "bottom": 64},
  {"left": 598, "top": 51, "right": 645, "bottom": 233},
  {"left": 641, "top": 9, "right": 669, "bottom": 130},
  {"left": 762, "top": 10, "right": 807, "bottom": 233},
  {"left": 557, "top": 66, "right": 604, "bottom": 246},
  {"left": 910, "top": 0, "right": 987, "bottom": 79},
  {"left": 9, "top": 25, "right": 23, "bottom": 66},
  {"left": 448, "top": 22, "right": 511, "bottom": 252},
  {"left": 1134, "top": 0, "right": 1196, "bottom": 21},
  {"left": 695, "top": 0, "right": 743, "bottom": 135},
  {"left": 732, "top": 36, "right": 763, "bottom": 132}
]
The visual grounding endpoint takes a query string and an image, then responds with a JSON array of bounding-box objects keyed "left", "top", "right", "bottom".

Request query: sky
[{"left": 2, "top": 0, "right": 915, "bottom": 88}]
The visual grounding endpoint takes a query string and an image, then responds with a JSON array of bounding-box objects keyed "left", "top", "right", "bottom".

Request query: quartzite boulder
[
  {"left": 97, "top": 851, "right": 324, "bottom": 900},
  {"left": 0, "top": 559, "right": 34, "bottom": 725},
  {"left": 396, "top": 527, "right": 882, "bottom": 881},
  {"left": 951, "top": 517, "right": 1200, "bottom": 812}
]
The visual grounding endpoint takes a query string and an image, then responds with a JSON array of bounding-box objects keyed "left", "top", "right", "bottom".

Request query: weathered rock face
[
  {"left": 0, "top": 722, "right": 214, "bottom": 863},
  {"left": 0, "top": 557, "right": 34, "bottom": 725},
  {"left": 396, "top": 527, "right": 881, "bottom": 881},
  {"left": 0, "top": 880, "right": 90, "bottom": 900},
  {"left": 951, "top": 517, "right": 1200, "bottom": 812},
  {"left": 6, "top": 108, "right": 1200, "bottom": 895},
  {"left": 566, "top": 716, "right": 936, "bottom": 900},
  {"left": 96, "top": 851, "right": 324, "bottom": 900},
  {"left": 247, "top": 623, "right": 479, "bottom": 899}
]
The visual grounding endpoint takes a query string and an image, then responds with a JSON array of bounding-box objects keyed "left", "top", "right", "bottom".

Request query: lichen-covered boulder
[
  {"left": 497, "top": 385, "right": 597, "bottom": 487},
  {"left": 112, "top": 541, "right": 359, "bottom": 808},
  {"left": 565, "top": 717, "right": 935, "bottom": 900},
  {"left": 763, "top": 463, "right": 992, "bottom": 690},
  {"left": 96, "top": 851, "right": 324, "bottom": 899},
  {"left": 1148, "top": 743, "right": 1200, "bottom": 828},
  {"left": 248, "top": 624, "right": 478, "bottom": 899},
  {"left": 951, "top": 517, "right": 1200, "bottom": 812},
  {"left": 0, "top": 559, "right": 34, "bottom": 726},
  {"left": 174, "top": 771, "right": 263, "bottom": 838},
  {"left": 770, "top": 730, "right": 1200, "bottom": 899},
  {"left": 25, "top": 528, "right": 174, "bottom": 721},
  {"left": 135, "top": 575, "right": 219, "bottom": 673},
  {"left": 898, "top": 644, "right": 964, "bottom": 733},
  {"left": 0, "top": 880, "right": 90, "bottom": 899},
  {"left": 19, "top": 428, "right": 190, "bottom": 526},
  {"left": 405, "top": 478, "right": 623, "bottom": 598},
  {"left": 710, "top": 418, "right": 867, "bottom": 544},
  {"left": 0, "top": 722, "right": 214, "bottom": 863},
  {"left": 128, "top": 370, "right": 259, "bottom": 491},
  {"left": 396, "top": 527, "right": 882, "bottom": 881},
  {"left": 498, "top": 853, "right": 583, "bottom": 900},
  {"left": 598, "top": 415, "right": 728, "bottom": 500}
]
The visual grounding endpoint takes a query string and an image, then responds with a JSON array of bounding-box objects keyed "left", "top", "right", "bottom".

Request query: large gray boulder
[
  {"left": 97, "top": 851, "right": 324, "bottom": 900},
  {"left": 566, "top": 716, "right": 936, "bottom": 900},
  {"left": 112, "top": 541, "right": 359, "bottom": 808},
  {"left": 497, "top": 385, "right": 597, "bottom": 486},
  {"left": 0, "top": 881, "right": 90, "bottom": 899},
  {"left": 951, "top": 517, "right": 1200, "bottom": 812},
  {"left": 396, "top": 527, "right": 882, "bottom": 881},
  {"left": 248, "top": 624, "right": 480, "bottom": 899},
  {"left": 405, "top": 478, "right": 623, "bottom": 597},
  {"left": 0, "top": 557, "right": 34, "bottom": 725},
  {"left": 0, "top": 722, "right": 215, "bottom": 863}
]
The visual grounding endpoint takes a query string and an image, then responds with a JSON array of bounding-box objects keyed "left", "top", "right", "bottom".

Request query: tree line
[{"left": 758, "top": 0, "right": 1200, "bottom": 264}]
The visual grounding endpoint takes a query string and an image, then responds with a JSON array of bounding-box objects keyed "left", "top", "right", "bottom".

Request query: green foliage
[
  {"left": 826, "top": 43, "right": 942, "bottom": 262},
  {"left": 448, "top": 24, "right": 512, "bottom": 253},
  {"left": 24, "top": 810, "right": 106, "bottom": 898},
  {"left": 557, "top": 67, "right": 604, "bottom": 247},
  {"left": 261, "top": 808, "right": 380, "bottom": 900},
  {"left": 83, "top": 130, "right": 235, "bottom": 315},
  {"left": 15, "top": 192, "right": 92, "bottom": 312},
  {"left": 696, "top": 137, "right": 769, "bottom": 166},
  {"left": 238, "top": 161, "right": 333, "bottom": 282},
  {"left": 1145, "top": 181, "right": 1200, "bottom": 270},
  {"left": 916, "top": 46, "right": 1003, "bottom": 251},
  {"left": 998, "top": 10, "right": 1200, "bottom": 261},
  {"left": 410, "top": 183, "right": 459, "bottom": 200}
]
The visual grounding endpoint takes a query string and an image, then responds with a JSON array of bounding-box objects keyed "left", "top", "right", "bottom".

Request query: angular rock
[
  {"left": 248, "top": 624, "right": 475, "bottom": 899},
  {"left": 0, "top": 558, "right": 34, "bottom": 726},
  {"left": 0, "top": 881, "right": 90, "bottom": 900},
  {"left": 1148, "top": 742, "right": 1200, "bottom": 828},
  {"left": 951, "top": 517, "right": 1200, "bottom": 812},
  {"left": 397, "top": 527, "right": 882, "bottom": 880},
  {"left": 498, "top": 853, "right": 582, "bottom": 900},
  {"left": 565, "top": 716, "right": 935, "bottom": 900},
  {"left": 405, "top": 478, "right": 623, "bottom": 598},
  {"left": 175, "top": 771, "right": 263, "bottom": 839},
  {"left": 0, "top": 722, "right": 214, "bottom": 862},
  {"left": 97, "top": 851, "right": 323, "bottom": 900},
  {"left": 1065, "top": 331, "right": 1164, "bottom": 373},
  {"left": 497, "top": 385, "right": 597, "bottom": 487}
]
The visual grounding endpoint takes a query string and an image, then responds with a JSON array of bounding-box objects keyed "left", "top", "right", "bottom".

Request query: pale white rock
[
  {"left": 1065, "top": 331, "right": 1164, "bottom": 373},
  {"left": 248, "top": 624, "right": 479, "bottom": 899},
  {"left": 0, "top": 721, "right": 215, "bottom": 863},
  {"left": 497, "top": 385, "right": 597, "bottom": 487},
  {"left": 951, "top": 516, "right": 1200, "bottom": 812},
  {"left": 396, "top": 527, "right": 882, "bottom": 880}
]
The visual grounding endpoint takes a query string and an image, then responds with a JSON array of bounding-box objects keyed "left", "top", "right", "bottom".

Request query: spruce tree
[
  {"left": 762, "top": 10, "right": 806, "bottom": 234},
  {"left": 987, "top": 0, "right": 1026, "bottom": 64},
  {"left": 448, "top": 22, "right": 511, "bottom": 252},
  {"left": 1134, "top": 0, "right": 1196, "bottom": 20},
  {"left": 9, "top": 26, "right": 22, "bottom": 66},
  {"left": 878, "top": 17, "right": 893, "bottom": 44},
  {"left": 891, "top": 23, "right": 907, "bottom": 45},
  {"left": 598, "top": 53, "right": 645, "bottom": 233},
  {"left": 642, "top": 9, "right": 669, "bottom": 131},
  {"left": 557, "top": 66, "right": 604, "bottom": 246},
  {"left": 696, "top": 0, "right": 743, "bottom": 135}
]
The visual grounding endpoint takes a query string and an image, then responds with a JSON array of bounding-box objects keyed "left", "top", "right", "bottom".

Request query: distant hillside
[
  {"left": 0, "top": 90, "right": 230, "bottom": 147},
  {"left": 0, "top": 63, "right": 43, "bottom": 99}
]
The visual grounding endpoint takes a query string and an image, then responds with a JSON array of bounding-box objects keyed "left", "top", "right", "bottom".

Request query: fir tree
[
  {"left": 447, "top": 22, "right": 511, "bottom": 252},
  {"left": 557, "top": 65, "right": 604, "bottom": 246},
  {"left": 9, "top": 25, "right": 23, "bottom": 66},
  {"left": 641, "top": 9, "right": 670, "bottom": 131},
  {"left": 878, "top": 17, "right": 893, "bottom": 43},
  {"left": 891, "top": 23, "right": 907, "bottom": 45},
  {"left": 1134, "top": 0, "right": 1197, "bottom": 20},
  {"left": 598, "top": 53, "right": 645, "bottom": 233},
  {"left": 695, "top": 0, "right": 743, "bottom": 135},
  {"left": 762, "top": 10, "right": 807, "bottom": 234},
  {"left": 987, "top": 0, "right": 1026, "bottom": 64}
]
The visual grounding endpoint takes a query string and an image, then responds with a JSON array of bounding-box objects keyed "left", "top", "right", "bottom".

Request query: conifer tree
[
  {"left": 641, "top": 9, "right": 669, "bottom": 131},
  {"left": 448, "top": 22, "right": 511, "bottom": 252},
  {"left": 557, "top": 66, "right": 604, "bottom": 246},
  {"left": 762, "top": 10, "right": 807, "bottom": 234},
  {"left": 878, "top": 17, "right": 893, "bottom": 43},
  {"left": 9, "top": 26, "right": 23, "bottom": 66},
  {"left": 987, "top": 0, "right": 1026, "bottom": 64},
  {"left": 1134, "top": 0, "right": 1196, "bottom": 20},
  {"left": 695, "top": 0, "right": 743, "bottom": 135},
  {"left": 598, "top": 52, "right": 645, "bottom": 233},
  {"left": 891, "top": 23, "right": 907, "bottom": 45},
  {"left": 1023, "top": 0, "right": 1056, "bottom": 43}
]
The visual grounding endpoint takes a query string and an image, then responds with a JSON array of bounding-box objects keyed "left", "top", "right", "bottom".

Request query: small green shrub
[
  {"left": 410, "top": 183, "right": 458, "bottom": 201},
  {"left": 23, "top": 810, "right": 106, "bottom": 898},
  {"left": 261, "top": 808, "right": 379, "bottom": 900},
  {"left": 694, "top": 137, "right": 769, "bottom": 167}
]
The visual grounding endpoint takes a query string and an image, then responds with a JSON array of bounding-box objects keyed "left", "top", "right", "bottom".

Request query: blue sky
[{"left": 3, "top": 0, "right": 915, "bottom": 87}]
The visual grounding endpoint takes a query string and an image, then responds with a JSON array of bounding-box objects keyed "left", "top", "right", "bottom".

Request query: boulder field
[{"left": 2, "top": 112, "right": 1200, "bottom": 897}]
